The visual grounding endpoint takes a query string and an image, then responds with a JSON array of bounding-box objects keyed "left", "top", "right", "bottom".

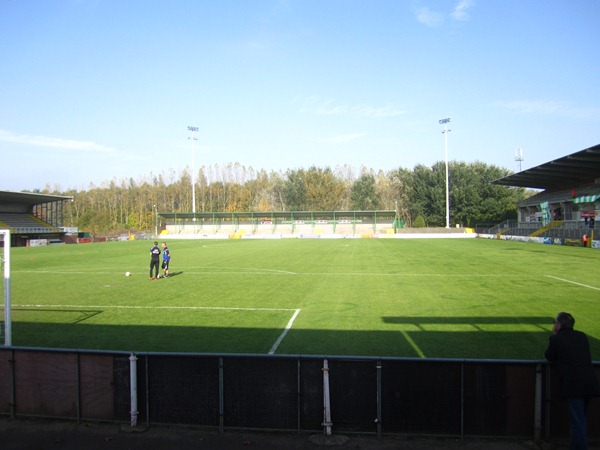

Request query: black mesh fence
[
  {"left": 382, "top": 359, "right": 462, "bottom": 434},
  {"left": 327, "top": 359, "right": 379, "bottom": 433},
  {"left": 145, "top": 355, "right": 220, "bottom": 426},
  {"left": 223, "top": 356, "right": 298, "bottom": 430},
  {"left": 1, "top": 348, "right": 599, "bottom": 440}
]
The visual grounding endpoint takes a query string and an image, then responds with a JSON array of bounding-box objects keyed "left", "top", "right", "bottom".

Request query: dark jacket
[{"left": 545, "top": 328, "right": 600, "bottom": 398}]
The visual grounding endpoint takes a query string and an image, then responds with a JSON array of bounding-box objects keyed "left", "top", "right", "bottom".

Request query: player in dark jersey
[
  {"left": 149, "top": 241, "right": 160, "bottom": 280},
  {"left": 161, "top": 242, "right": 171, "bottom": 278}
]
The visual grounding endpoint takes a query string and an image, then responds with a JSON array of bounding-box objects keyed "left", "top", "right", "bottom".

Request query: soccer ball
[{"left": 125, "top": 272, "right": 131, "bottom": 277}]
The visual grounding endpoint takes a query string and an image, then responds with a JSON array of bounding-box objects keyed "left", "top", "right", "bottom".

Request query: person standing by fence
[{"left": 545, "top": 312, "right": 600, "bottom": 450}]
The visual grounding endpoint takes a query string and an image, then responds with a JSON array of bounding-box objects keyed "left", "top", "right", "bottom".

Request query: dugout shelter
[
  {"left": 492, "top": 143, "right": 600, "bottom": 239},
  {"left": 0, "top": 190, "right": 73, "bottom": 247}
]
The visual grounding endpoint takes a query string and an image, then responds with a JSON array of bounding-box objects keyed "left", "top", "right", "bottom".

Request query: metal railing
[{"left": 0, "top": 347, "right": 597, "bottom": 441}]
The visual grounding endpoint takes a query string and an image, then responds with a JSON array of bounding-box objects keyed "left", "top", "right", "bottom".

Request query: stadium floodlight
[
  {"left": 439, "top": 118, "right": 451, "bottom": 228},
  {"left": 515, "top": 147, "right": 524, "bottom": 172},
  {"left": 187, "top": 126, "right": 199, "bottom": 220},
  {"left": 153, "top": 205, "right": 158, "bottom": 236}
]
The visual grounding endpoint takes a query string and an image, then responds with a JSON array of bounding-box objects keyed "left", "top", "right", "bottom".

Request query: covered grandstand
[
  {"left": 0, "top": 191, "right": 73, "bottom": 247},
  {"left": 159, "top": 210, "right": 399, "bottom": 238},
  {"left": 492, "top": 143, "right": 599, "bottom": 241}
]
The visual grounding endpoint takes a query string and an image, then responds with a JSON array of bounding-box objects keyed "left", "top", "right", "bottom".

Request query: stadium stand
[
  {"left": 492, "top": 143, "right": 600, "bottom": 241},
  {"left": 0, "top": 190, "right": 73, "bottom": 246},
  {"left": 159, "top": 210, "right": 398, "bottom": 237}
]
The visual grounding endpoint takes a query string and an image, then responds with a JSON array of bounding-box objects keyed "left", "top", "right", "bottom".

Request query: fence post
[
  {"left": 76, "top": 352, "right": 81, "bottom": 424},
  {"left": 297, "top": 358, "right": 302, "bottom": 435},
  {"left": 8, "top": 349, "right": 15, "bottom": 419},
  {"left": 219, "top": 357, "right": 224, "bottom": 433},
  {"left": 376, "top": 360, "right": 382, "bottom": 438},
  {"left": 534, "top": 363, "right": 542, "bottom": 442},
  {"left": 129, "top": 353, "right": 138, "bottom": 427},
  {"left": 544, "top": 363, "right": 552, "bottom": 440},
  {"left": 460, "top": 361, "right": 465, "bottom": 437},
  {"left": 322, "top": 359, "right": 332, "bottom": 436}
]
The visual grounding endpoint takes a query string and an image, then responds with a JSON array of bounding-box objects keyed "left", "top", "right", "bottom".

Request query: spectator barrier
[{"left": 1, "top": 348, "right": 598, "bottom": 440}]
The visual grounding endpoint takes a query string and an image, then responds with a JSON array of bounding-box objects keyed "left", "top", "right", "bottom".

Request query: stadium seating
[{"left": 0, "top": 213, "right": 60, "bottom": 233}]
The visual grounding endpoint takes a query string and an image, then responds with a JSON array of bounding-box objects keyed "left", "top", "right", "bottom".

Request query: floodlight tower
[
  {"left": 439, "top": 118, "right": 451, "bottom": 228},
  {"left": 515, "top": 147, "right": 524, "bottom": 172},
  {"left": 153, "top": 204, "right": 158, "bottom": 236},
  {"left": 187, "top": 126, "right": 198, "bottom": 219}
]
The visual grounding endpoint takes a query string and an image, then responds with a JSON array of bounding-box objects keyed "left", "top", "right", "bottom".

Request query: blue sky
[{"left": 1, "top": 0, "right": 599, "bottom": 191}]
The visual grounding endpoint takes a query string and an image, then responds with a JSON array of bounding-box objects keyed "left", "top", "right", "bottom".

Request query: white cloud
[
  {"left": 492, "top": 100, "right": 600, "bottom": 119},
  {"left": 493, "top": 100, "right": 562, "bottom": 115},
  {"left": 315, "top": 104, "right": 349, "bottom": 116},
  {"left": 0, "top": 130, "right": 116, "bottom": 153},
  {"left": 415, "top": 1, "right": 474, "bottom": 27},
  {"left": 415, "top": 7, "right": 444, "bottom": 27},
  {"left": 328, "top": 133, "right": 366, "bottom": 144},
  {"left": 353, "top": 105, "right": 406, "bottom": 118},
  {"left": 294, "top": 96, "right": 405, "bottom": 118},
  {"left": 451, "top": 0, "right": 475, "bottom": 21}
]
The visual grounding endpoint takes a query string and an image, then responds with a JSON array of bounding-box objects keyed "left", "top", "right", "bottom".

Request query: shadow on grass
[
  {"left": 166, "top": 271, "right": 184, "bottom": 277},
  {"left": 9, "top": 315, "right": 600, "bottom": 360},
  {"left": 11, "top": 308, "right": 103, "bottom": 324},
  {"left": 382, "top": 316, "right": 553, "bottom": 332}
]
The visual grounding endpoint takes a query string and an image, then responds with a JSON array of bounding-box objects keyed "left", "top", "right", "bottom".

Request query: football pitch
[{"left": 3, "top": 238, "right": 600, "bottom": 360}]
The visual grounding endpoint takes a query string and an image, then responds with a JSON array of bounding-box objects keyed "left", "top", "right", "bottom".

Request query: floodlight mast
[
  {"left": 153, "top": 204, "right": 158, "bottom": 236},
  {"left": 515, "top": 147, "right": 524, "bottom": 172},
  {"left": 187, "top": 126, "right": 199, "bottom": 220},
  {"left": 439, "top": 118, "right": 451, "bottom": 229}
]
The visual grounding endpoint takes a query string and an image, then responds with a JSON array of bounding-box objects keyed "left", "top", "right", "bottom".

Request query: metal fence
[
  {"left": 0, "top": 347, "right": 598, "bottom": 440},
  {"left": 484, "top": 220, "right": 597, "bottom": 241}
]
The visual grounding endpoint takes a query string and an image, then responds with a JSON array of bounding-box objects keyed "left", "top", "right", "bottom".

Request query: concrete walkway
[{"left": 2, "top": 418, "right": 595, "bottom": 450}]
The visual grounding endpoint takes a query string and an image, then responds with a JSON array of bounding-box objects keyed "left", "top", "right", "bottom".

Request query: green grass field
[{"left": 2, "top": 238, "right": 600, "bottom": 359}]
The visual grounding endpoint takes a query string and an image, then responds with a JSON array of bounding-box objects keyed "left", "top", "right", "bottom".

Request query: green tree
[
  {"left": 303, "top": 166, "right": 346, "bottom": 210},
  {"left": 350, "top": 173, "right": 381, "bottom": 210},
  {"left": 284, "top": 169, "right": 307, "bottom": 210}
]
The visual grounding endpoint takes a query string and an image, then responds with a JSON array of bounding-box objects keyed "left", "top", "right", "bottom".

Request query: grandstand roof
[
  {"left": 0, "top": 190, "right": 73, "bottom": 208},
  {"left": 492, "top": 143, "right": 600, "bottom": 190}
]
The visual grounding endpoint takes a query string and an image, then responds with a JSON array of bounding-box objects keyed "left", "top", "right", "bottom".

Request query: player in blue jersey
[
  {"left": 149, "top": 241, "right": 160, "bottom": 280},
  {"left": 161, "top": 241, "right": 171, "bottom": 278}
]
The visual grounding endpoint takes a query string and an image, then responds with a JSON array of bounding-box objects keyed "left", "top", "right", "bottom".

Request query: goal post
[{"left": 1, "top": 230, "right": 11, "bottom": 346}]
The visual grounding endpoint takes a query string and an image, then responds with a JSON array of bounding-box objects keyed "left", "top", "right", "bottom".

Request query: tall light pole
[
  {"left": 153, "top": 204, "right": 158, "bottom": 236},
  {"left": 439, "top": 118, "right": 451, "bottom": 228},
  {"left": 515, "top": 147, "right": 524, "bottom": 172},
  {"left": 187, "top": 126, "right": 198, "bottom": 219}
]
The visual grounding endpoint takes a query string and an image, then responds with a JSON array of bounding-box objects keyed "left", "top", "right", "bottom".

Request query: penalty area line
[
  {"left": 545, "top": 275, "right": 600, "bottom": 291},
  {"left": 268, "top": 309, "right": 301, "bottom": 355}
]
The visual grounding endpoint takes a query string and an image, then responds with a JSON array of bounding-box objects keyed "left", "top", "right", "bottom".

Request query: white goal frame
[{"left": 1, "top": 230, "right": 11, "bottom": 346}]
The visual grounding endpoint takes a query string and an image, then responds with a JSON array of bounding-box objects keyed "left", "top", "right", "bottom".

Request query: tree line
[{"left": 37, "top": 161, "right": 526, "bottom": 235}]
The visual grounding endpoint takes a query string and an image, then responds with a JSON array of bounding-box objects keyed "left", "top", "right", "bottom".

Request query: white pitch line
[
  {"left": 400, "top": 330, "right": 426, "bottom": 358},
  {"left": 15, "top": 270, "right": 533, "bottom": 277},
  {"left": 545, "top": 275, "right": 600, "bottom": 291},
  {"left": 14, "top": 304, "right": 298, "bottom": 311},
  {"left": 268, "top": 309, "right": 301, "bottom": 355}
]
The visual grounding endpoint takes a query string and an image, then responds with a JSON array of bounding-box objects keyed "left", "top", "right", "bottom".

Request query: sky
[{"left": 1, "top": 0, "right": 599, "bottom": 192}]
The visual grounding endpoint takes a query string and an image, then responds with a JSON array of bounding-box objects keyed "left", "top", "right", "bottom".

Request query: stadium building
[
  {"left": 492, "top": 143, "right": 599, "bottom": 243},
  {"left": 0, "top": 191, "right": 73, "bottom": 247}
]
